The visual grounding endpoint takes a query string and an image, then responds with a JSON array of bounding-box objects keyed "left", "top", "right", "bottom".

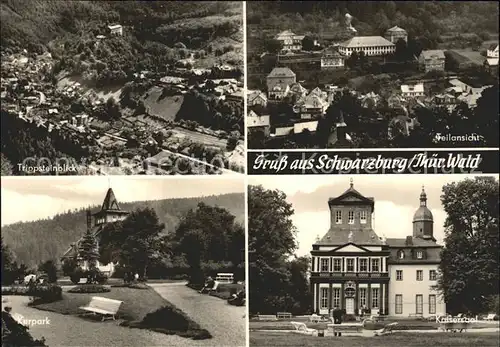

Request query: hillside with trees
[
  {"left": 1, "top": 1, "right": 243, "bottom": 84},
  {"left": 1, "top": 192, "right": 244, "bottom": 268}
]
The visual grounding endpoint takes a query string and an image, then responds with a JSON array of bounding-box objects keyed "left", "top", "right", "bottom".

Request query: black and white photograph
[
  {"left": 1, "top": 1, "right": 244, "bottom": 176},
  {"left": 248, "top": 175, "right": 499, "bottom": 347},
  {"left": 246, "top": 1, "right": 499, "bottom": 149},
  {"left": 1, "top": 176, "right": 246, "bottom": 347}
]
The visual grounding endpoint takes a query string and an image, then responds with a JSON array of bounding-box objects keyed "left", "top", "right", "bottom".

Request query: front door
[{"left": 345, "top": 298, "right": 355, "bottom": 314}]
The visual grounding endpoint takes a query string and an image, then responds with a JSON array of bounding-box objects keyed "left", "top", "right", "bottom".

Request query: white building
[
  {"left": 321, "top": 46, "right": 346, "bottom": 69},
  {"left": 310, "top": 183, "right": 446, "bottom": 318},
  {"left": 274, "top": 30, "right": 305, "bottom": 52},
  {"left": 108, "top": 24, "right": 123, "bottom": 36},
  {"left": 486, "top": 43, "right": 498, "bottom": 58},
  {"left": 401, "top": 83, "right": 424, "bottom": 98},
  {"left": 384, "top": 26, "right": 408, "bottom": 43},
  {"left": 339, "top": 36, "right": 396, "bottom": 57},
  {"left": 247, "top": 110, "right": 270, "bottom": 136}
]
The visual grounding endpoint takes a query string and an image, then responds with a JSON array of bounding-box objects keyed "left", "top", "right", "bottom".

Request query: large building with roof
[
  {"left": 266, "top": 67, "right": 296, "bottom": 100},
  {"left": 310, "top": 182, "right": 445, "bottom": 318},
  {"left": 61, "top": 188, "right": 129, "bottom": 276},
  {"left": 338, "top": 36, "right": 396, "bottom": 57},
  {"left": 418, "top": 50, "right": 446, "bottom": 73},
  {"left": 274, "top": 30, "right": 305, "bottom": 52}
]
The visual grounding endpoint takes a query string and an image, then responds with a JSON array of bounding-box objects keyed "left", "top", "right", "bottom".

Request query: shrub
[
  {"left": 85, "top": 268, "right": 108, "bottom": 284},
  {"left": 122, "top": 304, "right": 212, "bottom": 340},
  {"left": 1, "top": 311, "right": 48, "bottom": 346},
  {"left": 1, "top": 286, "right": 29, "bottom": 296},
  {"left": 38, "top": 261, "right": 58, "bottom": 283},
  {"left": 68, "top": 284, "right": 111, "bottom": 294},
  {"left": 27, "top": 283, "right": 63, "bottom": 303},
  {"left": 70, "top": 268, "right": 84, "bottom": 284}
]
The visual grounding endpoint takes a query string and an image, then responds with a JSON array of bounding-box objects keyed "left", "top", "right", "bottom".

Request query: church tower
[
  {"left": 92, "top": 188, "right": 129, "bottom": 226},
  {"left": 412, "top": 186, "right": 435, "bottom": 241}
]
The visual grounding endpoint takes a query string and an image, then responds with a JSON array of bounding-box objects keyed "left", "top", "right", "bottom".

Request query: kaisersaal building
[
  {"left": 310, "top": 181, "right": 446, "bottom": 317},
  {"left": 61, "top": 188, "right": 129, "bottom": 276}
]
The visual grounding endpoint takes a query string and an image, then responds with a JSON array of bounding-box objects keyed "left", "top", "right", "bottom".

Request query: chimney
[
  {"left": 86, "top": 209, "right": 92, "bottom": 231},
  {"left": 405, "top": 236, "right": 413, "bottom": 246}
]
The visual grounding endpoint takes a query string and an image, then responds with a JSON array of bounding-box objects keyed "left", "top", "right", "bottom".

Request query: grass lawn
[
  {"left": 250, "top": 331, "right": 500, "bottom": 347},
  {"left": 32, "top": 286, "right": 211, "bottom": 339}
]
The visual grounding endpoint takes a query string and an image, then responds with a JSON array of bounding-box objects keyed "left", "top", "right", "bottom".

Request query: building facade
[
  {"left": 486, "top": 44, "right": 499, "bottom": 58},
  {"left": 418, "top": 50, "right": 446, "bottom": 73},
  {"left": 310, "top": 183, "right": 446, "bottom": 318},
  {"left": 338, "top": 36, "right": 396, "bottom": 57},
  {"left": 321, "top": 47, "right": 346, "bottom": 69},
  {"left": 266, "top": 67, "right": 296, "bottom": 99},
  {"left": 274, "top": 30, "right": 305, "bottom": 52},
  {"left": 61, "top": 188, "right": 129, "bottom": 276}
]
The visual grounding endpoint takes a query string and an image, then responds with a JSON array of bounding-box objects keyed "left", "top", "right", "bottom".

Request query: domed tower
[{"left": 412, "top": 186, "right": 435, "bottom": 241}]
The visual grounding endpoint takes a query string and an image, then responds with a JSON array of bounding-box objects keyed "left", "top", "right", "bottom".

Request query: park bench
[
  {"left": 79, "top": 296, "right": 123, "bottom": 321},
  {"left": 257, "top": 314, "right": 278, "bottom": 321},
  {"left": 290, "top": 321, "right": 317, "bottom": 336},
  {"left": 215, "top": 273, "right": 234, "bottom": 283},
  {"left": 485, "top": 313, "right": 497, "bottom": 321},
  {"left": 309, "top": 313, "right": 323, "bottom": 323},
  {"left": 439, "top": 321, "right": 470, "bottom": 332},
  {"left": 373, "top": 322, "right": 398, "bottom": 336},
  {"left": 277, "top": 312, "right": 292, "bottom": 320}
]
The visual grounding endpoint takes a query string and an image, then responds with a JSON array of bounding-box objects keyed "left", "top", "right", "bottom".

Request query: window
[
  {"left": 396, "top": 270, "right": 403, "bottom": 281},
  {"left": 346, "top": 258, "right": 355, "bottom": 272},
  {"left": 320, "top": 288, "right": 329, "bottom": 309},
  {"left": 429, "top": 270, "right": 437, "bottom": 281},
  {"left": 372, "top": 288, "right": 379, "bottom": 308},
  {"left": 416, "top": 250, "right": 423, "bottom": 259},
  {"left": 371, "top": 259, "right": 380, "bottom": 272},
  {"left": 332, "top": 288, "right": 341, "bottom": 309},
  {"left": 359, "top": 288, "right": 367, "bottom": 308},
  {"left": 429, "top": 295, "right": 436, "bottom": 314},
  {"left": 321, "top": 258, "right": 330, "bottom": 272},
  {"left": 333, "top": 258, "right": 342, "bottom": 272},
  {"left": 348, "top": 211, "right": 354, "bottom": 224},
  {"left": 359, "top": 259, "right": 368, "bottom": 272},
  {"left": 395, "top": 294, "right": 403, "bottom": 314},
  {"left": 398, "top": 250, "right": 405, "bottom": 259},
  {"left": 335, "top": 210, "right": 342, "bottom": 224},
  {"left": 416, "top": 270, "right": 423, "bottom": 281},
  {"left": 416, "top": 295, "right": 423, "bottom": 314},
  {"left": 360, "top": 211, "right": 367, "bottom": 224}
]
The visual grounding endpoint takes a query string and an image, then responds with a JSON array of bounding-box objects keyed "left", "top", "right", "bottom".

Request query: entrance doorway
[{"left": 345, "top": 298, "right": 355, "bottom": 314}]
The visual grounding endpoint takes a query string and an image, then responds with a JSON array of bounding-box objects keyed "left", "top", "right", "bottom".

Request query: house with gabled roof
[{"left": 384, "top": 26, "right": 408, "bottom": 43}]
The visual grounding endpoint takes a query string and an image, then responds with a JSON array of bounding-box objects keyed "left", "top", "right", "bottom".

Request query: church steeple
[{"left": 413, "top": 185, "right": 434, "bottom": 241}]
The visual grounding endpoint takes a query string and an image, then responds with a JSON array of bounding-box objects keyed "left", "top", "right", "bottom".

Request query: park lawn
[
  {"left": 250, "top": 331, "right": 500, "bottom": 347},
  {"left": 32, "top": 286, "right": 211, "bottom": 339}
]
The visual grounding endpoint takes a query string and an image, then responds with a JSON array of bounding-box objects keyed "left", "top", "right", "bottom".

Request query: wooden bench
[
  {"left": 215, "top": 273, "right": 234, "bottom": 283},
  {"left": 79, "top": 296, "right": 123, "bottom": 321},
  {"left": 277, "top": 312, "right": 292, "bottom": 320},
  {"left": 257, "top": 314, "right": 278, "bottom": 321}
]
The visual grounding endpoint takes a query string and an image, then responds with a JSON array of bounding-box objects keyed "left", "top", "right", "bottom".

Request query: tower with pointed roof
[{"left": 61, "top": 188, "right": 129, "bottom": 276}]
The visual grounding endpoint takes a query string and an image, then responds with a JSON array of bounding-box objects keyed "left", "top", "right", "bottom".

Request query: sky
[
  {"left": 1, "top": 177, "right": 245, "bottom": 226},
  {"left": 248, "top": 174, "right": 494, "bottom": 257}
]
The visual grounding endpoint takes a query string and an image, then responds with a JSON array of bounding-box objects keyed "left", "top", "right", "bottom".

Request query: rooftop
[
  {"left": 401, "top": 83, "right": 424, "bottom": 94},
  {"left": 420, "top": 50, "right": 445, "bottom": 60},
  {"left": 386, "top": 26, "right": 407, "bottom": 33},
  {"left": 267, "top": 67, "right": 296, "bottom": 78},
  {"left": 340, "top": 36, "right": 395, "bottom": 48}
]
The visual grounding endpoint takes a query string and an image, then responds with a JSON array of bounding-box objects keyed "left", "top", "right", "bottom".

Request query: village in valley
[
  {"left": 1, "top": 2, "right": 244, "bottom": 175},
  {"left": 246, "top": 2, "right": 499, "bottom": 149}
]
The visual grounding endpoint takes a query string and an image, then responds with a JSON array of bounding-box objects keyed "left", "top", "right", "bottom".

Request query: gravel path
[
  {"left": 150, "top": 282, "right": 246, "bottom": 347},
  {"left": 4, "top": 295, "right": 211, "bottom": 347}
]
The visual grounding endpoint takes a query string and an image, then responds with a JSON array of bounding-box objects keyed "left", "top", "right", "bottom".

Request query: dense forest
[{"left": 1, "top": 192, "right": 244, "bottom": 268}]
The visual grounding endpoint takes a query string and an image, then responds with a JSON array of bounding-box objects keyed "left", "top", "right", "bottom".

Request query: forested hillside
[
  {"left": 1, "top": 192, "right": 244, "bottom": 267},
  {"left": 1, "top": 1, "right": 243, "bottom": 79},
  {"left": 247, "top": 1, "right": 499, "bottom": 53}
]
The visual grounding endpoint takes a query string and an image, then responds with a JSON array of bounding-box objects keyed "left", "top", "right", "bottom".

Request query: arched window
[{"left": 398, "top": 250, "right": 405, "bottom": 259}]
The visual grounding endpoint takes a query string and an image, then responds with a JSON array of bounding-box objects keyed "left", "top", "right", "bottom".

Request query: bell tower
[{"left": 412, "top": 186, "right": 435, "bottom": 241}]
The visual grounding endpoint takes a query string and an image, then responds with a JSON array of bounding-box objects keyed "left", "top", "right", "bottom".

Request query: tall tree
[
  {"left": 1, "top": 237, "right": 17, "bottom": 285},
  {"left": 248, "top": 185, "right": 300, "bottom": 314},
  {"left": 438, "top": 177, "right": 499, "bottom": 314},
  {"left": 78, "top": 229, "right": 99, "bottom": 270}
]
